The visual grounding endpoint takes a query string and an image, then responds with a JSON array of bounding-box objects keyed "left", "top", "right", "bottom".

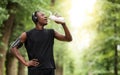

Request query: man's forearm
[
  {"left": 11, "top": 48, "right": 28, "bottom": 66},
  {"left": 62, "top": 23, "right": 72, "bottom": 41}
]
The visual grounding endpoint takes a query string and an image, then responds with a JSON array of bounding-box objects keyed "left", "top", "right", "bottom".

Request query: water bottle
[{"left": 49, "top": 15, "right": 65, "bottom": 23}]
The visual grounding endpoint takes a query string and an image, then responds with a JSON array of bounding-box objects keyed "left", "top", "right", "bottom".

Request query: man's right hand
[{"left": 25, "top": 59, "right": 40, "bottom": 67}]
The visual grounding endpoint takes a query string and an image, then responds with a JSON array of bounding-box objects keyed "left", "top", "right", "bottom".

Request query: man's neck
[{"left": 35, "top": 24, "right": 44, "bottom": 30}]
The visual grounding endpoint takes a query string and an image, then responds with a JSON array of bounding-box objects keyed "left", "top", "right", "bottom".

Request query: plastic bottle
[{"left": 49, "top": 15, "right": 65, "bottom": 23}]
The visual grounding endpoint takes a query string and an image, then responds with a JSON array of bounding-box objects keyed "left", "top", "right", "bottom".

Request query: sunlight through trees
[{"left": 0, "top": 0, "right": 120, "bottom": 75}]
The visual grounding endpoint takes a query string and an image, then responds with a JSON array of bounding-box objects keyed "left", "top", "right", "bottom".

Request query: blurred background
[{"left": 0, "top": 0, "right": 120, "bottom": 75}]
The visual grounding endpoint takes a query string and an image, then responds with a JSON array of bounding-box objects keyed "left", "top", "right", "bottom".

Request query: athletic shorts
[{"left": 28, "top": 68, "right": 55, "bottom": 75}]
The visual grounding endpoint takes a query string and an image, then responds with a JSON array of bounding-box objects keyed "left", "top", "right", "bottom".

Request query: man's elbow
[
  {"left": 68, "top": 39, "right": 72, "bottom": 42},
  {"left": 10, "top": 47, "right": 14, "bottom": 53},
  {"left": 10, "top": 47, "right": 16, "bottom": 53},
  {"left": 66, "top": 38, "right": 72, "bottom": 42}
]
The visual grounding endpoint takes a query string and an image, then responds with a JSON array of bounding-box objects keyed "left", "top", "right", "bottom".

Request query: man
[{"left": 10, "top": 11, "right": 72, "bottom": 75}]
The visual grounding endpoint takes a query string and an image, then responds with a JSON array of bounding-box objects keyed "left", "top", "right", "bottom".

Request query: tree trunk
[
  {"left": 18, "top": 51, "right": 27, "bottom": 75},
  {"left": 6, "top": 51, "right": 18, "bottom": 75},
  {"left": 0, "top": 47, "right": 7, "bottom": 75},
  {"left": 55, "top": 64, "right": 63, "bottom": 75},
  {"left": 0, "top": 12, "right": 15, "bottom": 75},
  {"left": 114, "top": 24, "right": 118, "bottom": 75},
  {"left": 114, "top": 45, "right": 118, "bottom": 75},
  {"left": 18, "top": 62, "right": 26, "bottom": 75}
]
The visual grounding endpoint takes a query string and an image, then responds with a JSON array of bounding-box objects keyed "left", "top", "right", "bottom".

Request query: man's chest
[{"left": 30, "top": 31, "right": 50, "bottom": 42}]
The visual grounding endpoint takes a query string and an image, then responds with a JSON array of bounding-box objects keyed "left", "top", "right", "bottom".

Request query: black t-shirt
[{"left": 24, "top": 28, "right": 55, "bottom": 69}]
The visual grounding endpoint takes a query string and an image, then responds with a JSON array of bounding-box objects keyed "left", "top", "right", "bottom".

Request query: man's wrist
[
  {"left": 23, "top": 60, "right": 29, "bottom": 66},
  {"left": 25, "top": 62, "right": 29, "bottom": 66}
]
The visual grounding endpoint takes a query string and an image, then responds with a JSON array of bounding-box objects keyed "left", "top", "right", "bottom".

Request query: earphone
[{"left": 32, "top": 11, "right": 38, "bottom": 24}]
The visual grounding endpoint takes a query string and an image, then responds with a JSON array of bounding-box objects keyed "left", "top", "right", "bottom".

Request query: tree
[{"left": 81, "top": 0, "right": 120, "bottom": 74}]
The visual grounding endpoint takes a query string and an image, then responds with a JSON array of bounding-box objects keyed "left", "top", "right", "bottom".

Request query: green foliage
[
  {"left": 0, "top": 8, "right": 8, "bottom": 25},
  {"left": 1, "top": 0, "right": 112, "bottom": 75},
  {"left": 80, "top": 0, "right": 120, "bottom": 74}
]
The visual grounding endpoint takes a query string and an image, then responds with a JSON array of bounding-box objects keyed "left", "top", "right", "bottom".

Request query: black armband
[{"left": 11, "top": 37, "right": 23, "bottom": 49}]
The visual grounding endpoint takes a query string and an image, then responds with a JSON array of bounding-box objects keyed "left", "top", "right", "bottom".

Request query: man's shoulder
[
  {"left": 26, "top": 28, "right": 35, "bottom": 33},
  {"left": 46, "top": 28, "right": 54, "bottom": 31},
  {"left": 25, "top": 28, "right": 35, "bottom": 36},
  {"left": 45, "top": 29, "right": 55, "bottom": 36}
]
